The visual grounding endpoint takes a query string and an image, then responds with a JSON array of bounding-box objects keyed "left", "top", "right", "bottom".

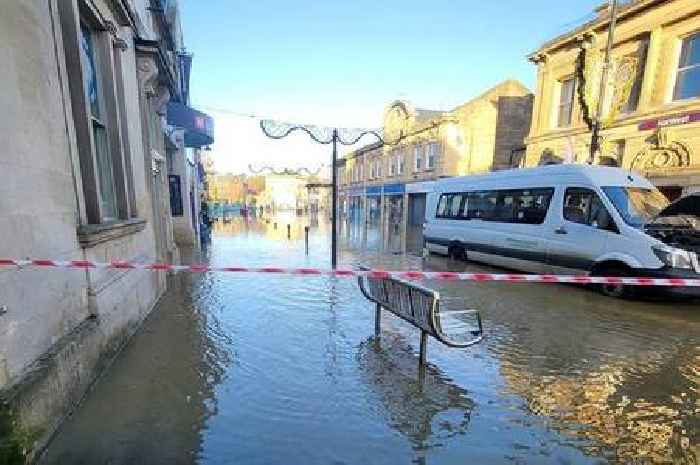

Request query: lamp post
[
  {"left": 589, "top": 0, "right": 619, "bottom": 163},
  {"left": 260, "top": 121, "right": 384, "bottom": 268}
]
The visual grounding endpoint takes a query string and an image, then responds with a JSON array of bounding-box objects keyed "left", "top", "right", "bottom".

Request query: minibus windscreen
[{"left": 602, "top": 187, "right": 670, "bottom": 227}]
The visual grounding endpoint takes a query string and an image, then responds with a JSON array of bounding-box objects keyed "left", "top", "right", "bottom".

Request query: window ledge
[{"left": 77, "top": 218, "right": 147, "bottom": 248}]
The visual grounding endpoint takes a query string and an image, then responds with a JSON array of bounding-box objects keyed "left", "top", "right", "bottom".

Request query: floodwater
[{"left": 41, "top": 214, "right": 699, "bottom": 465}]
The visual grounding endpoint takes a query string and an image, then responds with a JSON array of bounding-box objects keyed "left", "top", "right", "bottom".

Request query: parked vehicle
[{"left": 423, "top": 165, "right": 700, "bottom": 298}]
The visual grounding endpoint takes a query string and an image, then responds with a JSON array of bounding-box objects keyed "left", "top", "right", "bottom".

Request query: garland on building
[
  {"left": 576, "top": 40, "right": 640, "bottom": 159},
  {"left": 575, "top": 46, "right": 595, "bottom": 131}
]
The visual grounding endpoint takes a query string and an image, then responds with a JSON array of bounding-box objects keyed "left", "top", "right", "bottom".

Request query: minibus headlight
[{"left": 652, "top": 246, "right": 693, "bottom": 269}]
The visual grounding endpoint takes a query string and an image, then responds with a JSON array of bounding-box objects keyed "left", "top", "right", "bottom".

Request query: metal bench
[{"left": 357, "top": 269, "right": 483, "bottom": 367}]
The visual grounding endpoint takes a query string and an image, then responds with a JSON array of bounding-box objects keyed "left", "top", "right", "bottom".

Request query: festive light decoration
[
  {"left": 260, "top": 119, "right": 384, "bottom": 146},
  {"left": 248, "top": 164, "right": 324, "bottom": 176}
]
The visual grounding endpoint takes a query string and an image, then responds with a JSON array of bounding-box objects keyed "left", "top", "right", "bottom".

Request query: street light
[
  {"left": 260, "top": 120, "right": 383, "bottom": 268},
  {"left": 589, "top": 0, "right": 619, "bottom": 163}
]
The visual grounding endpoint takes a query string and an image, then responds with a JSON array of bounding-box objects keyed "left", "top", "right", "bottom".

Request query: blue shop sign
[
  {"left": 383, "top": 183, "right": 405, "bottom": 195},
  {"left": 366, "top": 186, "right": 382, "bottom": 196},
  {"left": 167, "top": 102, "right": 214, "bottom": 147}
]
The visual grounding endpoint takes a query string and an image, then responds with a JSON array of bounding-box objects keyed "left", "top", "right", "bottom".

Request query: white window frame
[
  {"left": 557, "top": 77, "right": 576, "bottom": 128},
  {"left": 673, "top": 32, "right": 700, "bottom": 101},
  {"left": 414, "top": 145, "right": 423, "bottom": 172},
  {"left": 426, "top": 142, "right": 438, "bottom": 170}
]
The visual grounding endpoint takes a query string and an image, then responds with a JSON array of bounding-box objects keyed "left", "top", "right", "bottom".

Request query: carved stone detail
[
  {"left": 631, "top": 128, "right": 692, "bottom": 171},
  {"left": 539, "top": 148, "right": 564, "bottom": 165},
  {"left": 154, "top": 85, "right": 171, "bottom": 115},
  {"left": 136, "top": 56, "right": 159, "bottom": 96},
  {"left": 105, "top": 20, "right": 128, "bottom": 51}
]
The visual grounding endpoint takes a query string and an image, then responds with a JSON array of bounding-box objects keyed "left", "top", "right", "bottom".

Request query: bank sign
[{"left": 638, "top": 111, "right": 700, "bottom": 131}]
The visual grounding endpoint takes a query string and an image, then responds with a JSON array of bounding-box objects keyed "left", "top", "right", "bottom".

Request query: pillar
[
  {"left": 380, "top": 192, "right": 387, "bottom": 250},
  {"left": 638, "top": 28, "right": 662, "bottom": 111},
  {"left": 401, "top": 192, "right": 409, "bottom": 253},
  {"left": 362, "top": 192, "right": 368, "bottom": 246}
]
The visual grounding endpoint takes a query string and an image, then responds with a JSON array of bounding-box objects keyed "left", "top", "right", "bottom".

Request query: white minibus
[{"left": 423, "top": 164, "right": 700, "bottom": 297}]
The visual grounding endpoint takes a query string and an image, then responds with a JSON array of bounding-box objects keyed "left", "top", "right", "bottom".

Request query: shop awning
[{"left": 167, "top": 102, "right": 214, "bottom": 147}]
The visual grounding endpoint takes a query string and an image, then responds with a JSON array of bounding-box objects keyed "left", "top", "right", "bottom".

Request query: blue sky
[{"left": 181, "top": 0, "right": 598, "bottom": 174}]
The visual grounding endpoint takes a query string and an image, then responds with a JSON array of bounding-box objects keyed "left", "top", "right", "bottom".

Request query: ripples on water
[{"left": 41, "top": 215, "right": 699, "bottom": 465}]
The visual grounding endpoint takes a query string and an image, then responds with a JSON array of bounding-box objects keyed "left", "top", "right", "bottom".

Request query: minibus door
[{"left": 545, "top": 187, "right": 611, "bottom": 275}]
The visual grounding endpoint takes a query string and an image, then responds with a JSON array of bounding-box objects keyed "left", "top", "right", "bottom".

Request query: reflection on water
[
  {"left": 498, "top": 331, "right": 700, "bottom": 464},
  {"left": 357, "top": 333, "right": 475, "bottom": 464},
  {"left": 41, "top": 216, "right": 700, "bottom": 465}
]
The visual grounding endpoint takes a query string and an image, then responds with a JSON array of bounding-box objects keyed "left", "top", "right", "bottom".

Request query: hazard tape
[{"left": 1, "top": 258, "right": 699, "bottom": 287}]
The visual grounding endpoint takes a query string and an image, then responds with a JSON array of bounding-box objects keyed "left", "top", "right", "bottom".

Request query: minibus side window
[
  {"left": 467, "top": 191, "right": 491, "bottom": 219},
  {"left": 449, "top": 194, "right": 464, "bottom": 218},
  {"left": 515, "top": 188, "right": 554, "bottom": 224},
  {"left": 563, "top": 188, "right": 617, "bottom": 232},
  {"left": 436, "top": 194, "right": 449, "bottom": 218},
  {"left": 492, "top": 191, "right": 517, "bottom": 221}
]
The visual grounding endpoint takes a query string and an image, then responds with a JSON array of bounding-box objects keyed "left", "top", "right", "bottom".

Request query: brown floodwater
[{"left": 40, "top": 213, "right": 699, "bottom": 465}]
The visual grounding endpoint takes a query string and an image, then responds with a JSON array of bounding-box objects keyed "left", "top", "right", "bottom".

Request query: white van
[{"left": 423, "top": 164, "right": 700, "bottom": 297}]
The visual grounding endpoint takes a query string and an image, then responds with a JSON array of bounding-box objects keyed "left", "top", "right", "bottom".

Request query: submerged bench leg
[
  {"left": 419, "top": 330, "right": 427, "bottom": 368},
  {"left": 374, "top": 303, "right": 381, "bottom": 337}
]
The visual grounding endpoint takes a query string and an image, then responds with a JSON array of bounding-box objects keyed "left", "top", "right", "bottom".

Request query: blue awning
[
  {"left": 167, "top": 102, "right": 214, "bottom": 147},
  {"left": 366, "top": 186, "right": 382, "bottom": 196},
  {"left": 383, "top": 183, "right": 405, "bottom": 195}
]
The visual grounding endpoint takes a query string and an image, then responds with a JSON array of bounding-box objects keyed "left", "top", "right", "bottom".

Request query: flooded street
[{"left": 41, "top": 215, "right": 699, "bottom": 465}]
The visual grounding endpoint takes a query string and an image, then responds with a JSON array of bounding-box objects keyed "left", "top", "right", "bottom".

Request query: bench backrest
[
  {"left": 361, "top": 274, "right": 440, "bottom": 337},
  {"left": 358, "top": 272, "right": 484, "bottom": 348}
]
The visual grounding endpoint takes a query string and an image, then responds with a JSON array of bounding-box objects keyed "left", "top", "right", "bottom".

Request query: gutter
[{"left": 527, "top": 0, "right": 667, "bottom": 61}]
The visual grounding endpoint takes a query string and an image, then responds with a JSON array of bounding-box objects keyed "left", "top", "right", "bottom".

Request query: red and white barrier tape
[{"left": 1, "top": 258, "right": 699, "bottom": 287}]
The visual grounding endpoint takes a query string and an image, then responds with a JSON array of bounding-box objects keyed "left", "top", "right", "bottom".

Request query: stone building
[
  {"left": 258, "top": 172, "right": 330, "bottom": 213},
  {"left": 208, "top": 174, "right": 266, "bottom": 207},
  {"left": 337, "top": 80, "right": 533, "bottom": 251},
  {"left": 0, "top": 0, "right": 212, "bottom": 461},
  {"left": 525, "top": 0, "right": 700, "bottom": 200}
]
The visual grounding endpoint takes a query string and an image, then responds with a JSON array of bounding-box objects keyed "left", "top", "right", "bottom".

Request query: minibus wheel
[
  {"left": 448, "top": 244, "right": 467, "bottom": 261},
  {"left": 593, "top": 264, "right": 633, "bottom": 299}
]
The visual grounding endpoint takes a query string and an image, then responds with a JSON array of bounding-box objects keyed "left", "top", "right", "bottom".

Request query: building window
[
  {"left": 623, "top": 38, "right": 649, "bottom": 113},
  {"left": 674, "top": 32, "right": 700, "bottom": 101},
  {"left": 414, "top": 146, "right": 423, "bottom": 171},
  {"left": 398, "top": 152, "right": 405, "bottom": 175},
  {"left": 59, "top": 1, "right": 135, "bottom": 225},
  {"left": 377, "top": 159, "right": 383, "bottom": 178},
  {"left": 557, "top": 77, "right": 576, "bottom": 127},
  {"left": 389, "top": 154, "right": 396, "bottom": 176},
  {"left": 80, "top": 24, "right": 118, "bottom": 220},
  {"left": 426, "top": 142, "right": 438, "bottom": 169}
]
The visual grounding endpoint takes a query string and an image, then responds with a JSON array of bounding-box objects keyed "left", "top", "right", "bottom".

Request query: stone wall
[
  {"left": 494, "top": 95, "right": 534, "bottom": 170},
  {"left": 0, "top": 1, "right": 171, "bottom": 462}
]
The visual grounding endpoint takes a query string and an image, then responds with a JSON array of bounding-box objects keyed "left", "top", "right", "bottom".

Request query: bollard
[
  {"left": 305, "top": 226, "right": 309, "bottom": 255},
  {"left": 287, "top": 224, "right": 291, "bottom": 239}
]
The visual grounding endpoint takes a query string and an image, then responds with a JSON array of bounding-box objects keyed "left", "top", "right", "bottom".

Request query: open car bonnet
[{"left": 654, "top": 193, "right": 700, "bottom": 219}]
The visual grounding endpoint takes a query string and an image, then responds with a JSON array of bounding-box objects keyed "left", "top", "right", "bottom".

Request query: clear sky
[{"left": 180, "top": 0, "right": 599, "bottom": 175}]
